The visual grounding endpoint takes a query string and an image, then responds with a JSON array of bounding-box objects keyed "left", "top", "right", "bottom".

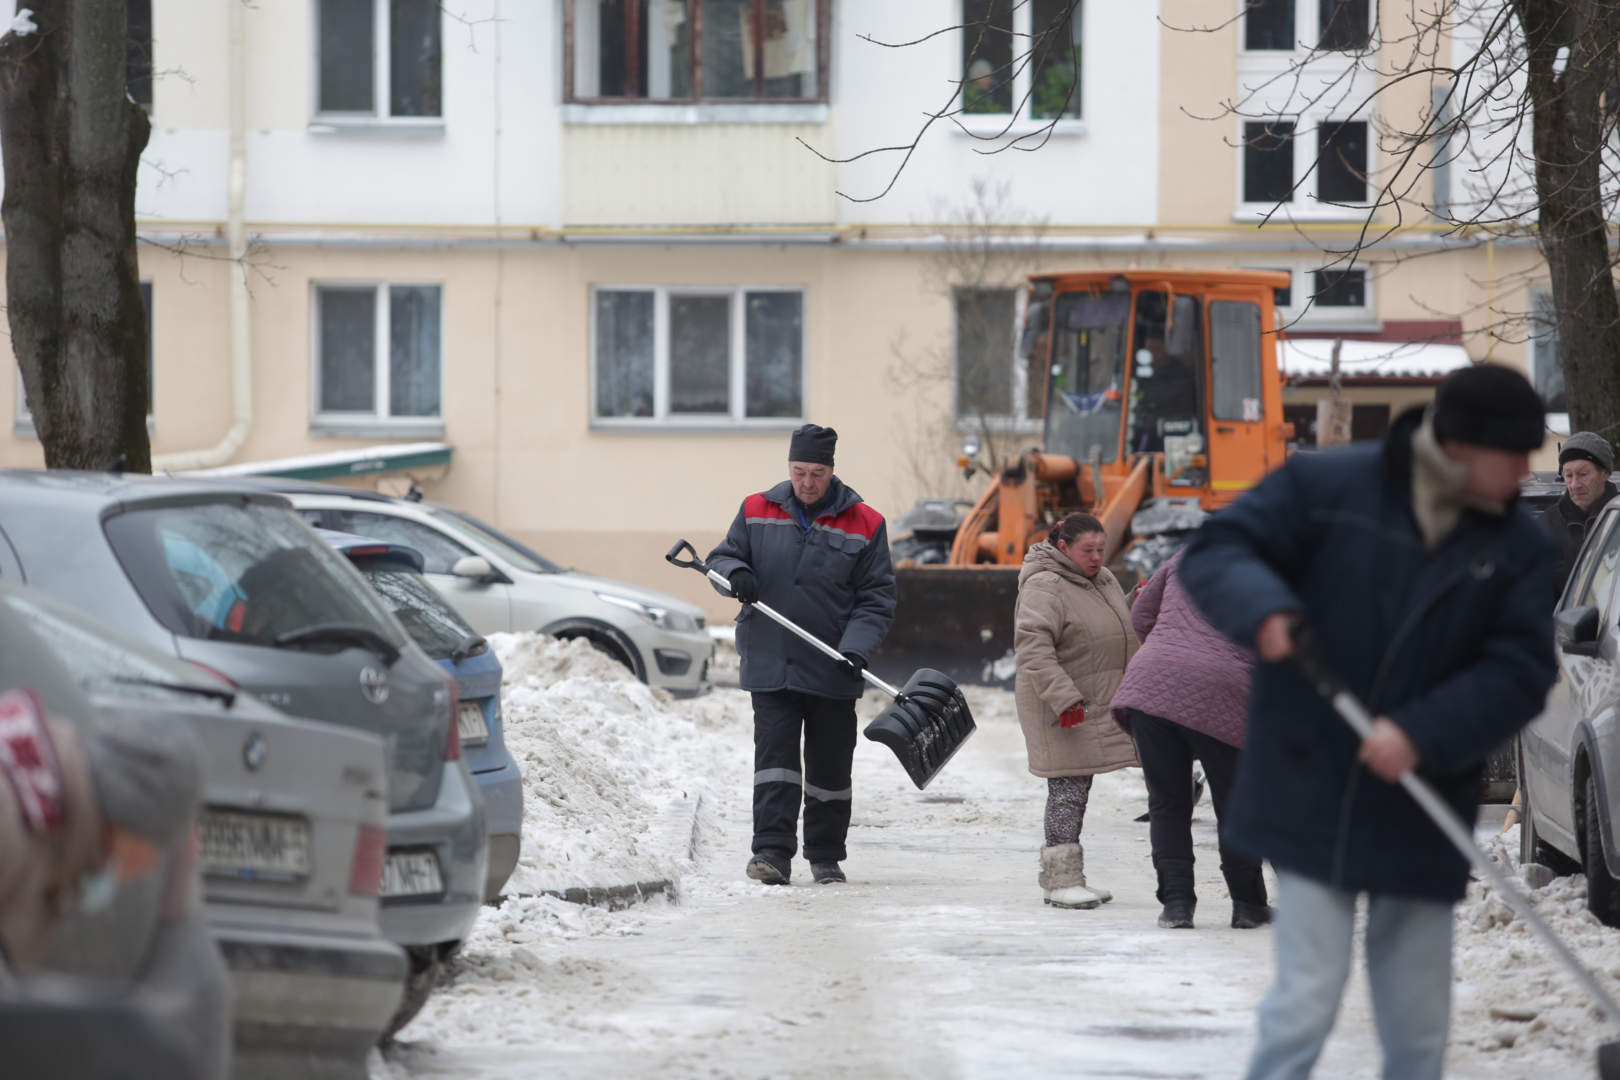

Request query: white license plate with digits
[
  {"left": 457, "top": 701, "right": 489, "bottom": 744},
  {"left": 381, "top": 851, "right": 444, "bottom": 898},
  {"left": 199, "top": 810, "right": 311, "bottom": 881}
]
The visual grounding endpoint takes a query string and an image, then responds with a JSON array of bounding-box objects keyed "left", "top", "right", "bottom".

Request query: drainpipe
[{"left": 154, "top": 0, "right": 251, "bottom": 472}]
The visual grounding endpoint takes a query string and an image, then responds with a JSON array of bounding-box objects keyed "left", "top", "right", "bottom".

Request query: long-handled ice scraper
[
  {"left": 665, "top": 539, "right": 976, "bottom": 790},
  {"left": 1290, "top": 627, "right": 1620, "bottom": 1079}
]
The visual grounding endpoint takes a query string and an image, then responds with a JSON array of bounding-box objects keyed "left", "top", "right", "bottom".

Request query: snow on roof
[{"left": 1281, "top": 338, "right": 1474, "bottom": 381}]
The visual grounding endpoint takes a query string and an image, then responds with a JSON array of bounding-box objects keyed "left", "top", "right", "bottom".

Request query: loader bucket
[
  {"left": 873, "top": 566, "right": 1021, "bottom": 687},
  {"left": 863, "top": 668, "right": 977, "bottom": 790}
]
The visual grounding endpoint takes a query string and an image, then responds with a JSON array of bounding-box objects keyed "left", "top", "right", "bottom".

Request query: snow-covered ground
[{"left": 371, "top": 635, "right": 1619, "bottom": 1078}]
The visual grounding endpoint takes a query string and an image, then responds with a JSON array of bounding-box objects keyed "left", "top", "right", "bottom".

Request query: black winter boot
[
  {"left": 811, "top": 861, "right": 846, "bottom": 884},
  {"left": 1224, "top": 865, "right": 1273, "bottom": 929},
  {"left": 1155, "top": 857, "right": 1196, "bottom": 929},
  {"left": 746, "top": 850, "right": 791, "bottom": 885}
]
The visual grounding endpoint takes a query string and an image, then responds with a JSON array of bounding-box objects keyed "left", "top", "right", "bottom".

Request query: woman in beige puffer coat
[{"left": 1014, "top": 513, "right": 1139, "bottom": 910}]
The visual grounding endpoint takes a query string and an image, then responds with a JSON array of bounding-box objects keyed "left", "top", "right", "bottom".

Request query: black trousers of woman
[{"left": 1128, "top": 708, "right": 1262, "bottom": 896}]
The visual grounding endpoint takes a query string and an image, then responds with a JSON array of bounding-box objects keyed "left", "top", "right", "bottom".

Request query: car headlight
[{"left": 596, "top": 593, "right": 700, "bottom": 633}]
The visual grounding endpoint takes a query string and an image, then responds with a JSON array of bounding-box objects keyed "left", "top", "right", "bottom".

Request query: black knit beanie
[
  {"left": 1430, "top": 364, "right": 1546, "bottom": 453},
  {"left": 789, "top": 423, "right": 837, "bottom": 466}
]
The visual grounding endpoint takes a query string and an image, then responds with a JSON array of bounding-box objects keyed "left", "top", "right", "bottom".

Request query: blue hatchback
[{"left": 321, "top": 530, "right": 524, "bottom": 900}]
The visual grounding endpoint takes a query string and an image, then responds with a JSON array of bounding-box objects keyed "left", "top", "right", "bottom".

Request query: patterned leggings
[{"left": 1044, "top": 775, "right": 1094, "bottom": 847}]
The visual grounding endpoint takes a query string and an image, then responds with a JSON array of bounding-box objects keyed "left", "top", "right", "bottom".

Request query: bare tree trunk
[
  {"left": 1516, "top": 0, "right": 1620, "bottom": 434},
  {"left": 1316, "top": 340, "right": 1352, "bottom": 446},
  {"left": 0, "top": 0, "right": 151, "bottom": 471}
]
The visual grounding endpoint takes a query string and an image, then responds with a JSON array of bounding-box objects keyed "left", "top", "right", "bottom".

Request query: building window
[
  {"left": 593, "top": 286, "right": 804, "bottom": 424},
  {"left": 1244, "top": 0, "right": 1370, "bottom": 52},
  {"left": 567, "top": 0, "right": 829, "bottom": 103},
  {"left": 1312, "top": 269, "right": 1365, "bottom": 308},
  {"left": 318, "top": 0, "right": 443, "bottom": 118},
  {"left": 1243, "top": 120, "right": 1296, "bottom": 203},
  {"left": 1531, "top": 290, "right": 1568, "bottom": 414},
  {"left": 127, "top": 0, "right": 153, "bottom": 108},
  {"left": 314, "top": 284, "right": 442, "bottom": 421},
  {"left": 954, "top": 288, "right": 1021, "bottom": 419},
  {"left": 962, "top": 0, "right": 1082, "bottom": 120},
  {"left": 1242, "top": 118, "right": 1368, "bottom": 209},
  {"left": 18, "top": 283, "right": 153, "bottom": 431}
]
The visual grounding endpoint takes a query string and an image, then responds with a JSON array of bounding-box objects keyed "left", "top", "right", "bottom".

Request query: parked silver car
[
  {"left": 0, "top": 471, "right": 485, "bottom": 1038},
  {"left": 3, "top": 583, "right": 405, "bottom": 1077},
  {"left": 237, "top": 479, "right": 714, "bottom": 694},
  {"left": 1520, "top": 496, "right": 1620, "bottom": 926}
]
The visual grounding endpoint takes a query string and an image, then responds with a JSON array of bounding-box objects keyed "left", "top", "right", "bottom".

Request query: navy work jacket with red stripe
[{"left": 707, "top": 478, "right": 896, "bottom": 699}]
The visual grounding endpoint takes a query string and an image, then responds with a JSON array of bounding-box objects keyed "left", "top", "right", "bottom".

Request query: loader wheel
[{"left": 1586, "top": 776, "right": 1620, "bottom": 928}]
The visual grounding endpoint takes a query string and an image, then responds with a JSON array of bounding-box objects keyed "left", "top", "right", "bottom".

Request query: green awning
[{"left": 184, "top": 441, "right": 452, "bottom": 481}]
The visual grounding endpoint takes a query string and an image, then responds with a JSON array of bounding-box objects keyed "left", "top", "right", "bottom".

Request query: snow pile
[
  {"left": 8, "top": 9, "right": 36, "bottom": 37},
  {"left": 1450, "top": 826, "right": 1620, "bottom": 1069},
  {"left": 491, "top": 633, "right": 751, "bottom": 895}
]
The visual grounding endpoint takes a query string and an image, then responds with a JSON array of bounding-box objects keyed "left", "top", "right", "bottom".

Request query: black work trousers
[
  {"left": 751, "top": 690, "right": 858, "bottom": 863},
  {"left": 1128, "top": 709, "right": 1258, "bottom": 878}
]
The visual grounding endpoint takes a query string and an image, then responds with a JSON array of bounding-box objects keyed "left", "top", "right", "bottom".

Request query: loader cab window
[
  {"left": 1210, "top": 300, "right": 1266, "bottom": 422},
  {"left": 1126, "top": 290, "right": 1203, "bottom": 461},
  {"left": 1043, "top": 291, "right": 1130, "bottom": 464}
]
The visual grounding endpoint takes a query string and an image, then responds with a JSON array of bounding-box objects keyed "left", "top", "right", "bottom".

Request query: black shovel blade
[
  {"left": 862, "top": 667, "right": 976, "bottom": 790},
  {"left": 1598, "top": 1041, "right": 1620, "bottom": 1080}
]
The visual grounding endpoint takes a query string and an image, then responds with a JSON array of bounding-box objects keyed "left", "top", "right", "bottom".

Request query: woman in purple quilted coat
[{"left": 1112, "top": 548, "right": 1268, "bottom": 931}]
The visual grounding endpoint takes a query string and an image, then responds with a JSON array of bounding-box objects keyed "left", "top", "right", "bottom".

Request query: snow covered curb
[{"left": 488, "top": 633, "right": 751, "bottom": 901}]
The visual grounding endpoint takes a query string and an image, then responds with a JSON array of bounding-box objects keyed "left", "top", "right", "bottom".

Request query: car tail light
[
  {"left": 348, "top": 823, "right": 386, "bottom": 896},
  {"left": 185, "top": 660, "right": 237, "bottom": 687},
  {"left": 444, "top": 677, "right": 462, "bottom": 762}
]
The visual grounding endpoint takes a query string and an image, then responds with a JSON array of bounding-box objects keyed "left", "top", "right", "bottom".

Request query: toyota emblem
[
  {"left": 242, "top": 733, "right": 267, "bottom": 772},
  {"left": 359, "top": 666, "right": 390, "bottom": 705}
]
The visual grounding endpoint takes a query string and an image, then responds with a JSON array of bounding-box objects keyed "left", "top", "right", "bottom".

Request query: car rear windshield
[
  {"left": 104, "top": 501, "right": 404, "bottom": 650},
  {"left": 428, "top": 508, "right": 560, "bottom": 574},
  {"left": 353, "top": 558, "right": 477, "bottom": 660}
]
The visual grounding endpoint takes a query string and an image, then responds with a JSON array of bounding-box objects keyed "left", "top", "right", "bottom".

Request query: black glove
[
  {"left": 841, "top": 652, "right": 867, "bottom": 676},
  {"left": 728, "top": 568, "right": 758, "bottom": 604}
]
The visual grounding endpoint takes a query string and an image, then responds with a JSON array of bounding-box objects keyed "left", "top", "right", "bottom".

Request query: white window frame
[
  {"left": 1530, "top": 286, "right": 1571, "bottom": 435},
  {"left": 1235, "top": 114, "right": 1374, "bottom": 220},
  {"left": 15, "top": 280, "right": 155, "bottom": 437},
  {"left": 310, "top": 281, "right": 445, "bottom": 430},
  {"left": 590, "top": 283, "right": 807, "bottom": 429},
  {"left": 1247, "top": 262, "right": 1375, "bottom": 328},
  {"left": 955, "top": 1, "right": 1087, "bottom": 139},
  {"left": 311, "top": 0, "right": 443, "bottom": 129},
  {"left": 952, "top": 286, "right": 1041, "bottom": 434},
  {"left": 1239, "top": 0, "right": 1373, "bottom": 56}
]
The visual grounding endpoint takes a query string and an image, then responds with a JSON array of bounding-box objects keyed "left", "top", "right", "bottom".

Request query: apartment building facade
[{"left": 0, "top": 1, "right": 1562, "bottom": 618}]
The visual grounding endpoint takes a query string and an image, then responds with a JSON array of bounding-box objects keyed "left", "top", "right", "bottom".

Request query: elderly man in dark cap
[
  {"left": 707, "top": 423, "right": 896, "bottom": 886},
  {"left": 1181, "top": 363, "right": 1557, "bottom": 1080},
  {"left": 1542, "top": 429, "right": 1617, "bottom": 594}
]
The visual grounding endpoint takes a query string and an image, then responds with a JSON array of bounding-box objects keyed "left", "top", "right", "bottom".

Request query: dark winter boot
[
  {"left": 1224, "top": 866, "right": 1273, "bottom": 929},
  {"left": 1155, "top": 857, "right": 1196, "bottom": 929},
  {"left": 746, "top": 850, "right": 791, "bottom": 885},
  {"left": 811, "top": 861, "right": 846, "bottom": 884}
]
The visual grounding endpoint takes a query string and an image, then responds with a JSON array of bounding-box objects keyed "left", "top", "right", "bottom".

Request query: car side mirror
[
  {"left": 451, "top": 556, "right": 498, "bottom": 584},
  {"left": 1556, "top": 604, "right": 1602, "bottom": 657}
]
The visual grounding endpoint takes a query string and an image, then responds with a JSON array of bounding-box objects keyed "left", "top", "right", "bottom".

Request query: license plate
[
  {"left": 199, "top": 810, "right": 311, "bottom": 882},
  {"left": 381, "top": 850, "right": 444, "bottom": 899},
  {"left": 457, "top": 701, "right": 489, "bottom": 745}
]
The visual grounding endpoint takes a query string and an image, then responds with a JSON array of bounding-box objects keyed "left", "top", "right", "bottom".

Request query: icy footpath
[
  {"left": 1449, "top": 825, "right": 1620, "bottom": 1071},
  {"left": 488, "top": 633, "right": 753, "bottom": 897}
]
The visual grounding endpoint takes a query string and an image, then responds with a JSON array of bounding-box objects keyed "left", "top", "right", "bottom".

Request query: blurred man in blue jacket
[{"left": 1181, "top": 363, "right": 1557, "bottom": 1080}]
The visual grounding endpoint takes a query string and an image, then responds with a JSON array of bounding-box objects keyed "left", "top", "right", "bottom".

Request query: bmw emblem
[
  {"left": 242, "top": 733, "right": 267, "bottom": 772},
  {"left": 359, "top": 666, "right": 390, "bottom": 705}
]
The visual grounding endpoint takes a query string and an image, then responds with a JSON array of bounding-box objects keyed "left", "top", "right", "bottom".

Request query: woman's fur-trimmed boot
[{"left": 1039, "top": 843, "right": 1109, "bottom": 909}]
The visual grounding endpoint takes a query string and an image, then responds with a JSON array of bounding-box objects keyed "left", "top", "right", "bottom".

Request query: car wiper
[
  {"left": 274, "top": 624, "right": 401, "bottom": 665},
  {"left": 108, "top": 676, "right": 236, "bottom": 707},
  {"left": 450, "top": 634, "right": 488, "bottom": 663}
]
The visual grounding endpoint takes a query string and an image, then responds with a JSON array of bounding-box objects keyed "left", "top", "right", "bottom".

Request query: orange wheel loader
[{"left": 877, "top": 269, "right": 1295, "bottom": 684}]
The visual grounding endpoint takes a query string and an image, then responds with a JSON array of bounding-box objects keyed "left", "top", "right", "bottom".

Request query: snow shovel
[
  {"left": 665, "top": 540, "right": 976, "bottom": 790},
  {"left": 1289, "top": 627, "right": 1620, "bottom": 1079}
]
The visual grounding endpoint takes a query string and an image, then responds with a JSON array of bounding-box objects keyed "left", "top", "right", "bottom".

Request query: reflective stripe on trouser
[{"left": 751, "top": 689, "right": 857, "bottom": 862}]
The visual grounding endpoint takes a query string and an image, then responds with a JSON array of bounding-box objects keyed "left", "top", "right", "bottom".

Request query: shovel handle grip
[{"left": 665, "top": 539, "right": 708, "bottom": 573}]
